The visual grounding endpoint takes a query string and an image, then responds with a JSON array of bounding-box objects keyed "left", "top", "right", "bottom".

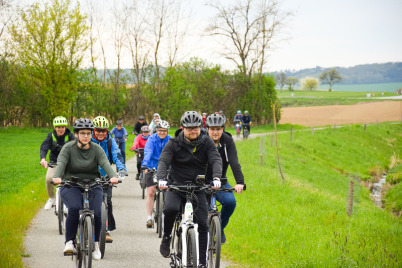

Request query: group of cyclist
[
  {"left": 234, "top": 110, "right": 252, "bottom": 136},
  {"left": 40, "top": 111, "right": 246, "bottom": 267}
]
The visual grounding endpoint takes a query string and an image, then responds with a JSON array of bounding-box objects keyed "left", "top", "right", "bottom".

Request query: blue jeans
[
  {"left": 118, "top": 142, "right": 126, "bottom": 163},
  {"left": 215, "top": 181, "right": 236, "bottom": 232},
  {"left": 61, "top": 186, "right": 103, "bottom": 243}
]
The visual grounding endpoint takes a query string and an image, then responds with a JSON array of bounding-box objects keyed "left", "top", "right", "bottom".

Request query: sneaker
[
  {"left": 63, "top": 240, "right": 74, "bottom": 255},
  {"left": 146, "top": 219, "right": 153, "bottom": 228},
  {"left": 106, "top": 232, "right": 113, "bottom": 242},
  {"left": 44, "top": 198, "right": 55, "bottom": 210},
  {"left": 92, "top": 242, "right": 101, "bottom": 260},
  {"left": 63, "top": 205, "right": 68, "bottom": 215},
  {"left": 221, "top": 230, "right": 227, "bottom": 244},
  {"left": 160, "top": 235, "right": 171, "bottom": 257},
  {"left": 198, "top": 265, "right": 207, "bottom": 268},
  {"left": 136, "top": 174, "right": 140, "bottom": 180}
]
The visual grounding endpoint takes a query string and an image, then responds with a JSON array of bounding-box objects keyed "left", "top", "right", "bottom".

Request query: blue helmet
[{"left": 237, "top": 110, "right": 241, "bottom": 114}]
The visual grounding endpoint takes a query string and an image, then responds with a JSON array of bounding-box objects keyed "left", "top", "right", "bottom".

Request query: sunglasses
[{"left": 95, "top": 129, "right": 107, "bottom": 133}]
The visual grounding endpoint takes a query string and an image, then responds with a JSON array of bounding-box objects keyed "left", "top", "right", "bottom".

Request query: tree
[
  {"left": 9, "top": 0, "right": 89, "bottom": 125},
  {"left": 206, "top": 0, "right": 290, "bottom": 78},
  {"left": 319, "top": 68, "right": 342, "bottom": 91},
  {"left": 275, "top": 72, "right": 286, "bottom": 90},
  {"left": 301, "top": 77, "right": 319, "bottom": 90},
  {"left": 285, "top": 77, "right": 298, "bottom": 91}
]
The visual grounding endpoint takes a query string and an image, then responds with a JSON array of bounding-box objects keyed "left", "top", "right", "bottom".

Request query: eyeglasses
[
  {"left": 95, "top": 129, "right": 107, "bottom": 133},
  {"left": 79, "top": 132, "right": 92, "bottom": 137},
  {"left": 157, "top": 130, "right": 168, "bottom": 133},
  {"left": 185, "top": 127, "right": 200, "bottom": 132},
  {"left": 209, "top": 128, "right": 223, "bottom": 132}
]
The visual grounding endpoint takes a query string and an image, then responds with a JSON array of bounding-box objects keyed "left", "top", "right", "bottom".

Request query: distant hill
[{"left": 271, "top": 62, "right": 402, "bottom": 84}]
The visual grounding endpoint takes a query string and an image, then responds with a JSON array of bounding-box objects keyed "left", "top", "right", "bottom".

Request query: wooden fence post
[
  {"left": 260, "top": 139, "right": 263, "bottom": 166},
  {"left": 311, "top": 127, "right": 314, "bottom": 136},
  {"left": 347, "top": 180, "right": 354, "bottom": 217},
  {"left": 290, "top": 124, "right": 293, "bottom": 141}
]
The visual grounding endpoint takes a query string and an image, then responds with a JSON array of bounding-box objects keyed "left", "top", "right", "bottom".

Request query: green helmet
[
  {"left": 93, "top": 116, "right": 109, "bottom": 129},
  {"left": 53, "top": 116, "right": 68, "bottom": 127},
  {"left": 244, "top": 110, "right": 249, "bottom": 114}
]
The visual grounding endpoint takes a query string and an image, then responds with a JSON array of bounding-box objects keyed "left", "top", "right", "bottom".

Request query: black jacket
[
  {"left": 206, "top": 132, "right": 244, "bottom": 185},
  {"left": 157, "top": 129, "right": 222, "bottom": 185},
  {"left": 40, "top": 128, "right": 75, "bottom": 163},
  {"left": 133, "top": 121, "right": 148, "bottom": 135}
]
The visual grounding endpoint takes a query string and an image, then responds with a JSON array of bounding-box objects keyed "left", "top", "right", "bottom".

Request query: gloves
[
  {"left": 211, "top": 178, "right": 221, "bottom": 188},
  {"left": 118, "top": 170, "right": 127, "bottom": 177},
  {"left": 158, "top": 180, "right": 168, "bottom": 188}
]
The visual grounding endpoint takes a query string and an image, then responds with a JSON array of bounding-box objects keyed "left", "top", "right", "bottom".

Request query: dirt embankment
[{"left": 279, "top": 101, "right": 402, "bottom": 127}]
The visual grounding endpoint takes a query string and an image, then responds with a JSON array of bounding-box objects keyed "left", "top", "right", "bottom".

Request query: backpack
[{"left": 107, "top": 139, "right": 124, "bottom": 164}]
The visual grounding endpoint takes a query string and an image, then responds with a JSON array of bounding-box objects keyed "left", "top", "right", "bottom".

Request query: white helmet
[{"left": 156, "top": 120, "right": 170, "bottom": 130}]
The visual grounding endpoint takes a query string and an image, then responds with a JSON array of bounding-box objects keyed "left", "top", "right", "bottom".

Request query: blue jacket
[
  {"left": 142, "top": 132, "right": 171, "bottom": 170},
  {"left": 110, "top": 127, "right": 128, "bottom": 143},
  {"left": 91, "top": 132, "right": 127, "bottom": 176}
]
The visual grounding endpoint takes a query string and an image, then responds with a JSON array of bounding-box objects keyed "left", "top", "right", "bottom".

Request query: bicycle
[
  {"left": 98, "top": 175, "right": 123, "bottom": 259},
  {"left": 234, "top": 120, "right": 242, "bottom": 139},
  {"left": 139, "top": 166, "right": 152, "bottom": 200},
  {"left": 152, "top": 173, "right": 164, "bottom": 238},
  {"left": 205, "top": 179, "right": 246, "bottom": 268},
  {"left": 58, "top": 177, "right": 102, "bottom": 268},
  {"left": 242, "top": 123, "right": 250, "bottom": 139},
  {"left": 167, "top": 175, "right": 206, "bottom": 268}
]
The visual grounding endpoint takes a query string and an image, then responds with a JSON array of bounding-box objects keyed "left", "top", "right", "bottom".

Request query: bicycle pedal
[
  {"left": 64, "top": 252, "right": 74, "bottom": 256},
  {"left": 106, "top": 240, "right": 113, "bottom": 243}
]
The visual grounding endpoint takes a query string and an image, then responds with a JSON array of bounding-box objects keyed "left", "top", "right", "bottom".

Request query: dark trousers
[
  {"left": 118, "top": 142, "right": 126, "bottom": 163},
  {"left": 136, "top": 155, "right": 144, "bottom": 174},
  {"left": 163, "top": 190, "right": 208, "bottom": 265},
  {"left": 106, "top": 185, "right": 116, "bottom": 231},
  {"left": 215, "top": 181, "right": 236, "bottom": 232},
  {"left": 60, "top": 186, "right": 103, "bottom": 242}
]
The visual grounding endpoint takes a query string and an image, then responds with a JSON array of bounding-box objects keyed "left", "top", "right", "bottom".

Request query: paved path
[{"left": 24, "top": 157, "right": 226, "bottom": 268}]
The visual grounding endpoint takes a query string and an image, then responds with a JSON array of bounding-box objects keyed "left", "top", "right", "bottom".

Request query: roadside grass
[
  {"left": 223, "top": 123, "right": 402, "bottom": 267},
  {"left": 224, "top": 123, "right": 307, "bottom": 136},
  {"left": 276, "top": 90, "right": 399, "bottom": 107}
]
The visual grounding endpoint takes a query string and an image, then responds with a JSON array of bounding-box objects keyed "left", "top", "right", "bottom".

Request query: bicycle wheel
[
  {"left": 82, "top": 216, "right": 93, "bottom": 268},
  {"left": 57, "top": 188, "right": 65, "bottom": 235},
  {"left": 157, "top": 192, "right": 163, "bottom": 238},
  {"left": 186, "top": 227, "right": 197, "bottom": 267},
  {"left": 208, "top": 216, "right": 221, "bottom": 268},
  {"left": 155, "top": 193, "right": 160, "bottom": 234},
  {"left": 99, "top": 201, "right": 107, "bottom": 258}
]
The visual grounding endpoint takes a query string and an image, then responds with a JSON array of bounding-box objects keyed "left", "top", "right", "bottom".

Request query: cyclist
[
  {"left": 157, "top": 111, "right": 222, "bottom": 268},
  {"left": 130, "top": 125, "right": 151, "bottom": 180},
  {"left": 148, "top": 113, "right": 161, "bottom": 133},
  {"left": 52, "top": 118, "right": 119, "bottom": 260},
  {"left": 219, "top": 110, "right": 226, "bottom": 121},
  {"left": 40, "top": 116, "right": 75, "bottom": 210},
  {"left": 201, "top": 112, "right": 207, "bottom": 129},
  {"left": 233, "top": 110, "right": 243, "bottom": 134},
  {"left": 92, "top": 116, "right": 127, "bottom": 242},
  {"left": 132, "top": 115, "right": 148, "bottom": 135},
  {"left": 110, "top": 120, "right": 128, "bottom": 163},
  {"left": 205, "top": 114, "right": 245, "bottom": 244},
  {"left": 142, "top": 120, "right": 171, "bottom": 228},
  {"left": 241, "top": 110, "right": 252, "bottom": 136}
]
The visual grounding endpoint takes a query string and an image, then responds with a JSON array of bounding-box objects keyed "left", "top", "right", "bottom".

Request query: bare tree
[
  {"left": 85, "top": 0, "right": 98, "bottom": 80},
  {"left": 206, "top": 0, "right": 290, "bottom": 78},
  {"left": 320, "top": 68, "right": 342, "bottom": 92},
  {"left": 275, "top": 71, "right": 286, "bottom": 90}
]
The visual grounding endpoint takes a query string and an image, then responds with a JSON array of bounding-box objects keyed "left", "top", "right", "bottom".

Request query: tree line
[{"left": 0, "top": 0, "right": 285, "bottom": 127}]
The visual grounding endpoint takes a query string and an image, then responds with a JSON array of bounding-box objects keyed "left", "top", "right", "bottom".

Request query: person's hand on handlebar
[
  {"left": 118, "top": 170, "right": 127, "bottom": 177},
  {"left": 109, "top": 177, "right": 119, "bottom": 185},
  {"left": 142, "top": 166, "right": 148, "bottom": 174},
  {"left": 158, "top": 180, "right": 168, "bottom": 190},
  {"left": 52, "top": 177, "right": 62, "bottom": 185},
  {"left": 211, "top": 178, "right": 221, "bottom": 189},
  {"left": 234, "top": 184, "right": 244, "bottom": 194},
  {"left": 40, "top": 158, "right": 48, "bottom": 168}
]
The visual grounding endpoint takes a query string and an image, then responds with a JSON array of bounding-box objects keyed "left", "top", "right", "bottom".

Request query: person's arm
[
  {"left": 130, "top": 135, "right": 140, "bottom": 151},
  {"left": 141, "top": 136, "right": 154, "bottom": 169},
  {"left": 39, "top": 134, "right": 52, "bottom": 167},
  {"left": 156, "top": 140, "right": 174, "bottom": 180},
  {"left": 111, "top": 138, "right": 127, "bottom": 171},
  {"left": 206, "top": 138, "right": 222, "bottom": 179},
  {"left": 97, "top": 145, "right": 118, "bottom": 178},
  {"left": 53, "top": 143, "right": 71, "bottom": 181},
  {"left": 123, "top": 127, "right": 128, "bottom": 140},
  {"left": 226, "top": 138, "right": 245, "bottom": 185}
]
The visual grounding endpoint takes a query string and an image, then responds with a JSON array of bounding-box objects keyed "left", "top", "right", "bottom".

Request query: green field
[
  {"left": 223, "top": 123, "right": 402, "bottom": 267},
  {"left": 279, "top": 82, "right": 402, "bottom": 92},
  {"left": 0, "top": 124, "right": 401, "bottom": 267},
  {"left": 277, "top": 90, "right": 401, "bottom": 107}
]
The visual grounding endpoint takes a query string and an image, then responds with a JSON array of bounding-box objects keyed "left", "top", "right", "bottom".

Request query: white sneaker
[
  {"left": 92, "top": 242, "right": 101, "bottom": 260},
  {"left": 63, "top": 240, "right": 74, "bottom": 254},
  {"left": 63, "top": 205, "right": 68, "bottom": 215},
  {"left": 44, "top": 198, "right": 55, "bottom": 210}
]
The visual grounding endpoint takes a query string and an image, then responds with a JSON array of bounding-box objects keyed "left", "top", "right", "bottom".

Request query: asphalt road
[{"left": 23, "top": 156, "right": 233, "bottom": 268}]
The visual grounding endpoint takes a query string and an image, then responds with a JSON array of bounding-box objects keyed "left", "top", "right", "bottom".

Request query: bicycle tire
[
  {"left": 155, "top": 193, "right": 159, "bottom": 234},
  {"left": 157, "top": 192, "right": 163, "bottom": 238},
  {"left": 100, "top": 201, "right": 107, "bottom": 258},
  {"left": 208, "top": 216, "right": 221, "bottom": 268},
  {"left": 57, "top": 189, "right": 64, "bottom": 235},
  {"left": 186, "top": 228, "right": 198, "bottom": 267},
  {"left": 83, "top": 216, "right": 93, "bottom": 268}
]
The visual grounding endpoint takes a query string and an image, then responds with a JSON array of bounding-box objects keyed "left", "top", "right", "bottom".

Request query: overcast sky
[{"left": 188, "top": 0, "right": 402, "bottom": 72}]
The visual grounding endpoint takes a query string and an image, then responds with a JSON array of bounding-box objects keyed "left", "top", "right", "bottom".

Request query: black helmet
[
  {"left": 206, "top": 114, "right": 225, "bottom": 127},
  {"left": 180, "top": 111, "right": 202, "bottom": 127},
  {"left": 116, "top": 120, "right": 123, "bottom": 125},
  {"left": 139, "top": 116, "right": 145, "bottom": 120},
  {"left": 73, "top": 118, "right": 95, "bottom": 132}
]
